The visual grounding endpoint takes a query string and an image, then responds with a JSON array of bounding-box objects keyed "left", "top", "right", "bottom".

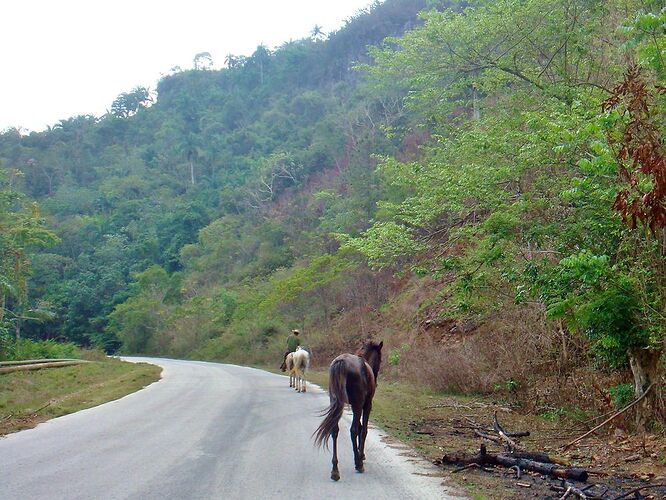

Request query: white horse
[
  {"left": 292, "top": 346, "right": 310, "bottom": 393},
  {"left": 286, "top": 352, "right": 296, "bottom": 388}
]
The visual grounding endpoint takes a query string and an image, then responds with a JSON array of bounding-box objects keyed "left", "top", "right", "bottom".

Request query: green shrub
[
  {"left": 0, "top": 326, "right": 13, "bottom": 360},
  {"left": 609, "top": 383, "right": 633, "bottom": 409},
  {"left": 10, "top": 339, "right": 80, "bottom": 361}
]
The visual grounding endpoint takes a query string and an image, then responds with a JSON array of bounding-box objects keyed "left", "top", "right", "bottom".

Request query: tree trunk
[
  {"left": 558, "top": 319, "right": 568, "bottom": 370},
  {"left": 189, "top": 159, "right": 195, "bottom": 185},
  {"left": 628, "top": 348, "right": 661, "bottom": 430},
  {"left": 472, "top": 88, "right": 480, "bottom": 121},
  {"left": 13, "top": 297, "right": 22, "bottom": 340}
]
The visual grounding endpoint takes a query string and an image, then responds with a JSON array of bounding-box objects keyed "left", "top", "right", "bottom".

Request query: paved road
[{"left": 0, "top": 358, "right": 461, "bottom": 499}]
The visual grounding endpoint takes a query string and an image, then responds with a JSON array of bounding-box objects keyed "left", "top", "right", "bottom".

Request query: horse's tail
[
  {"left": 313, "top": 359, "right": 347, "bottom": 449},
  {"left": 303, "top": 349, "right": 310, "bottom": 371}
]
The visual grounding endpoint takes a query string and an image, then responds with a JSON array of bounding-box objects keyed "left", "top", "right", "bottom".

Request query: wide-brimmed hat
[{"left": 292, "top": 329, "right": 300, "bottom": 334}]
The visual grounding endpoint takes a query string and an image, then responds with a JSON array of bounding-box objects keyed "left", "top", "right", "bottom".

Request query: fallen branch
[
  {"left": 32, "top": 401, "right": 53, "bottom": 414},
  {"left": 0, "top": 358, "right": 81, "bottom": 367},
  {"left": 506, "top": 430, "right": 530, "bottom": 438},
  {"left": 0, "top": 360, "right": 89, "bottom": 374},
  {"left": 452, "top": 463, "right": 480, "bottom": 473},
  {"left": 562, "top": 384, "right": 654, "bottom": 451},
  {"left": 493, "top": 411, "right": 525, "bottom": 451},
  {"left": 441, "top": 444, "right": 588, "bottom": 481},
  {"left": 474, "top": 429, "right": 503, "bottom": 444},
  {"left": 510, "top": 451, "right": 568, "bottom": 465},
  {"left": 611, "top": 483, "right": 666, "bottom": 500},
  {"left": 510, "top": 465, "right": 521, "bottom": 479},
  {"left": 559, "top": 481, "right": 603, "bottom": 499}
]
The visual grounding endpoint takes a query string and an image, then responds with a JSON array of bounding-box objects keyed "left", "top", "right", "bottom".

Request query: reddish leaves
[{"left": 602, "top": 66, "right": 666, "bottom": 234}]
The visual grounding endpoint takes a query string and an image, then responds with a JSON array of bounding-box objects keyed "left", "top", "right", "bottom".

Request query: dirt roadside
[{"left": 300, "top": 369, "right": 666, "bottom": 499}]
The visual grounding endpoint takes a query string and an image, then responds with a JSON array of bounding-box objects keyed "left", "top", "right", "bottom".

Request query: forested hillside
[{"left": 1, "top": 0, "right": 664, "bottom": 427}]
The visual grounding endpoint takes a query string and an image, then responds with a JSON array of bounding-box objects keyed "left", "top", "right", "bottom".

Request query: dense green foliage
[
  {"left": 0, "top": 170, "right": 58, "bottom": 356},
  {"left": 0, "top": 0, "right": 664, "bottom": 422},
  {"left": 345, "top": 0, "right": 665, "bottom": 417},
  {"left": 2, "top": 338, "right": 79, "bottom": 361}
]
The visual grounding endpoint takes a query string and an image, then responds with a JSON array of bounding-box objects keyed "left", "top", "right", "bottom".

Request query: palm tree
[{"left": 311, "top": 25, "right": 325, "bottom": 40}]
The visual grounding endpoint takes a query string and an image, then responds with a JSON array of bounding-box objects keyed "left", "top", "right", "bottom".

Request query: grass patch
[{"left": 0, "top": 358, "right": 161, "bottom": 435}]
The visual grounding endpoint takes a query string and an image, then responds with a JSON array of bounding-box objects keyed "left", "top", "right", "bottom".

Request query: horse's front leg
[
  {"left": 351, "top": 410, "right": 363, "bottom": 472},
  {"left": 331, "top": 424, "right": 340, "bottom": 481}
]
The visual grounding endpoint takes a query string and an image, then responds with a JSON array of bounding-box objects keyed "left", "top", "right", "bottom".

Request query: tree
[
  {"left": 107, "top": 265, "right": 180, "bottom": 353},
  {"left": 599, "top": 64, "right": 666, "bottom": 426},
  {"left": 364, "top": 0, "right": 621, "bottom": 121},
  {"left": 250, "top": 45, "right": 271, "bottom": 85},
  {"left": 246, "top": 152, "right": 301, "bottom": 207},
  {"left": 110, "top": 87, "right": 153, "bottom": 119},
  {"left": 311, "top": 25, "right": 325, "bottom": 40},
  {"left": 0, "top": 170, "right": 58, "bottom": 342},
  {"left": 193, "top": 52, "right": 214, "bottom": 70},
  {"left": 224, "top": 53, "right": 245, "bottom": 69}
]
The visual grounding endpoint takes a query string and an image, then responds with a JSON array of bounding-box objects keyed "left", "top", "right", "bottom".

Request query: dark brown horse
[{"left": 313, "top": 340, "right": 383, "bottom": 481}]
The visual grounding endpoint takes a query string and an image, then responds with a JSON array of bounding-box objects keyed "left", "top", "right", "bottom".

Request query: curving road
[{"left": 0, "top": 358, "right": 462, "bottom": 499}]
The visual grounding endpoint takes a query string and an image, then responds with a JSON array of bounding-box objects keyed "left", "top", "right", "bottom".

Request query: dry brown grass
[
  {"left": 398, "top": 305, "right": 560, "bottom": 394},
  {"left": 304, "top": 274, "right": 629, "bottom": 420}
]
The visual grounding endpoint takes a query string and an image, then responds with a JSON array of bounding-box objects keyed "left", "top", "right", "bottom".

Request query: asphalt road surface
[{"left": 0, "top": 358, "right": 462, "bottom": 499}]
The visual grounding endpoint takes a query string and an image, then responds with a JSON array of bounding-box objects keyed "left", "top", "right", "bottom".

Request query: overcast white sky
[{"left": 1, "top": 0, "right": 374, "bottom": 133}]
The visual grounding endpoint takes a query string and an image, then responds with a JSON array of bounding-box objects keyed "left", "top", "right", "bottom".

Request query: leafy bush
[
  {"left": 609, "top": 383, "right": 634, "bottom": 409},
  {"left": 0, "top": 326, "right": 13, "bottom": 360},
  {"left": 9, "top": 339, "right": 80, "bottom": 361}
]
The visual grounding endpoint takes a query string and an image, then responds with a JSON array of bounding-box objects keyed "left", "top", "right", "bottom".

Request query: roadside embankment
[{"left": 0, "top": 358, "right": 161, "bottom": 435}]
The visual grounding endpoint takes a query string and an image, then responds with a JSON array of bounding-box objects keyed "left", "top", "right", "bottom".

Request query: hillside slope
[{"left": 0, "top": 0, "right": 664, "bottom": 430}]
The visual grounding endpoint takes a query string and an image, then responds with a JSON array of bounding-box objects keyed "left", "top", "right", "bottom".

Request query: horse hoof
[
  {"left": 356, "top": 465, "right": 364, "bottom": 473},
  {"left": 331, "top": 471, "right": 340, "bottom": 481}
]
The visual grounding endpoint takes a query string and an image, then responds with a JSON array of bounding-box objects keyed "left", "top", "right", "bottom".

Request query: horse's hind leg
[
  {"left": 351, "top": 409, "right": 364, "bottom": 472},
  {"left": 359, "top": 400, "right": 372, "bottom": 461},
  {"left": 331, "top": 424, "right": 340, "bottom": 481}
]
